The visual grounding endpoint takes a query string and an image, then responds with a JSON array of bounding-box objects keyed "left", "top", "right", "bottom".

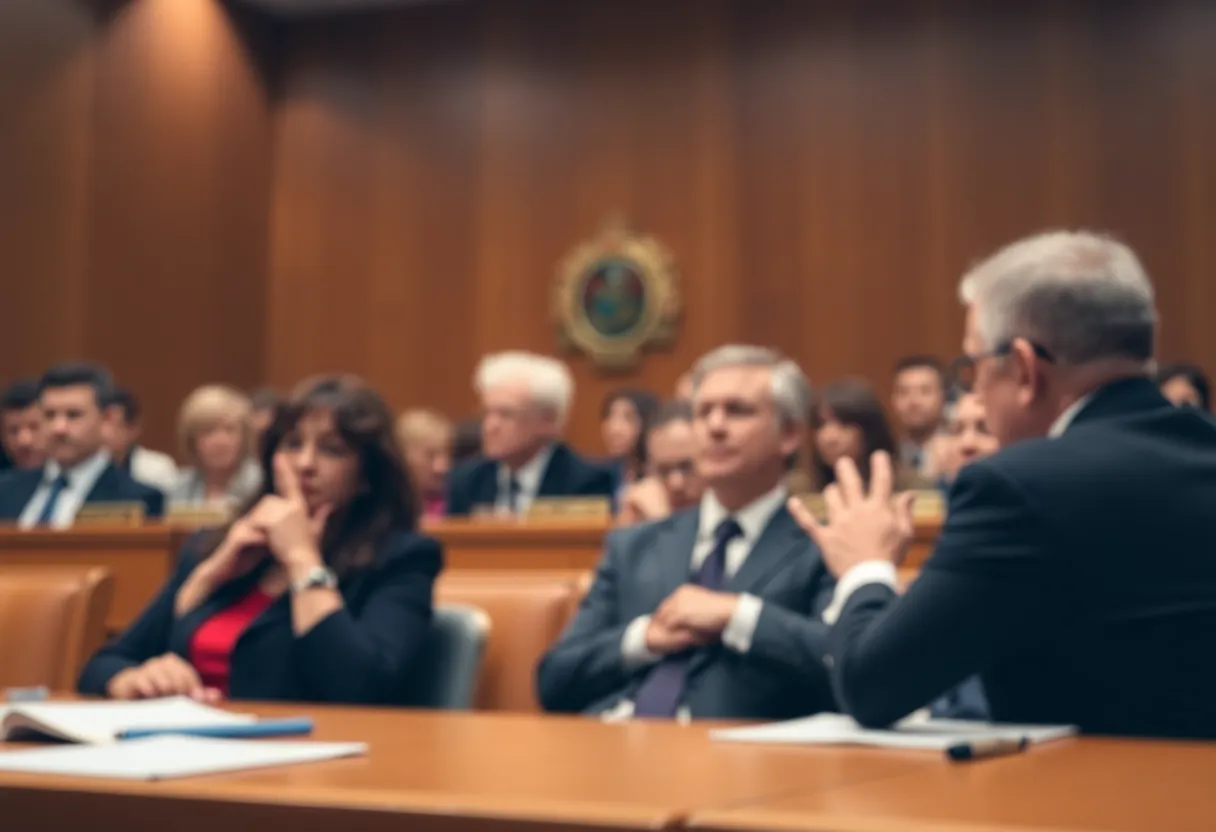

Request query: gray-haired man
[{"left": 538, "top": 345, "right": 836, "bottom": 721}]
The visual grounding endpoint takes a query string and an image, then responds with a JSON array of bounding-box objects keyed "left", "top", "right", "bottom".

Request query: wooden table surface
[
  {"left": 0, "top": 704, "right": 933, "bottom": 832},
  {"left": 689, "top": 734, "right": 1216, "bottom": 832}
]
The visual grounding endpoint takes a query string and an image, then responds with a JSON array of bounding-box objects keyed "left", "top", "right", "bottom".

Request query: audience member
[
  {"left": 936, "top": 391, "right": 999, "bottom": 486},
  {"left": 673, "top": 372, "right": 695, "bottom": 403},
  {"left": 0, "top": 379, "right": 46, "bottom": 471},
  {"left": 792, "top": 230, "right": 1216, "bottom": 738},
  {"left": 170, "top": 385, "right": 262, "bottom": 511},
  {"left": 891, "top": 355, "right": 948, "bottom": 477},
  {"left": 397, "top": 408, "right": 452, "bottom": 519},
  {"left": 1157, "top": 362, "right": 1210, "bottom": 412},
  {"left": 599, "top": 388, "right": 659, "bottom": 492},
  {"left": 248, "top": 387, "right": 282, "bottom": 453},
  {"left": 538, "top": 345, "right": 837, "bottom": 721},
  {"left": 617, "top": 400, "right": 704, "bottom": 525},
  {"left": 78, "top": 376, "right": 442, "bottom": 704},
  {"left": 446, "top": 352, "right": 616, "bottom": 516},
  {"left": 0, "top": 363, "right": 164, "bottom": 526},
  {"left": 809, "top": 379, "right": 927, "bottom": 493},
  {"left": 103, "top": 387, "right": 179, "bottom": 493}
]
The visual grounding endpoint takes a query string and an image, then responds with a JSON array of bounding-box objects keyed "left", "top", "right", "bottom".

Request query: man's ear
[
  {"left": 1010, "top": 338, "right": 1048, "bottom": 406},
  {"left": 778, "top": 422, "right": 805, "bottom": 461}
]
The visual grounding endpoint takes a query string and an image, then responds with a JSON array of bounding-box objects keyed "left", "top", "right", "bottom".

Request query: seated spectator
[
  {"left": 169, "top": 385, "right": 262, "bottom": 511},
  {"left": 600, "top": 388, "right": 659, "bottom": 493},
  {"left": 248, "top": 387, "right": 282, "bottom": 453},
  {"left": 891, "top": 355, "right": 948, "bottom": 478},
  {"left": 809, "top": 379, "right": 928, "bottom": 493},
  {"left": 537, "top": 345, "right": 837, "bottom": 721},
  {"left": 397, "top": 409, "right": 452, "bottom": 519},
  {"left": 0, "top": 379, "right": 46, "bottom": 472},
  {"left": 936, "top": 391, "right": 1000, "bottom": 487},
  {"left": 1157, "top": 363, "right": 1210, "bottom": 412},
  {"left": 78, "top": 375, "right": 442, "bottom": 705},
  {"left": 618, "top": 400, "right": 704, "bottom": 526},
  {"left": 103, "top": 388, "right": 179, "bottom": 493},
  {"left": 0, "top": 363, "right": 164, "bottom": 526},
  {"left": 446, "top": 352, "right": 616, "bottom": 517}
]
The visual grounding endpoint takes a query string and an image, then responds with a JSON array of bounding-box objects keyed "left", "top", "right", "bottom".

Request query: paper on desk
[
  {"left": 0, "top": 735, "right": 367, "bottom": 780},
  {"left": 0, "top": 696, "right": 255, "bottom": 744},
  {"left": 710, "top": 713, "right": 1076, "bottom": 750}
]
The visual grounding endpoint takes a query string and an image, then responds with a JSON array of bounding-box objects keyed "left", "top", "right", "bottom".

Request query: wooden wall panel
[
  {"left": 0, "top": 0, "right": 275, "bottom": 455},
  {"left": 85, "top": 0, "right": 274, "bottom": 453},
  {"left": 0, "top": 0, "right": 95, "bottom": 375},
  {"left": 268, "top": 0, "right": 1216, "bottom": 454}
]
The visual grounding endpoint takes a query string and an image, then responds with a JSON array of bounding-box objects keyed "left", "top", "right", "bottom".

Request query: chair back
[
  {"left": 0, "top": 565, "right": 114, "bottom": 690},
  {"left": 402, "top": 603, "right": 490, "bottom": 710}
]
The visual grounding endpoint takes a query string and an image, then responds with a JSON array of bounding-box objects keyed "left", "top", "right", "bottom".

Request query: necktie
[
  {"left": 631, "top": 517, "right": 744, "bottom": 718},
  {"left": 36, "top": 474, "right": 71, "bottom": 527},
  {"left": 507, "top": 475, "right": 522, "bottom": 514}
]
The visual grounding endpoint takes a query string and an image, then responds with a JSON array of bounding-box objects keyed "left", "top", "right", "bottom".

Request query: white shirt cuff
[
  {"left": 621, "top": 615, "right": 661, "bottom": 669},
  {"left": 722, "top": 593, "right": 763, "bottom": 653},
  {"left": 821, "top": 561, "right": 899, "bottom": 625}
]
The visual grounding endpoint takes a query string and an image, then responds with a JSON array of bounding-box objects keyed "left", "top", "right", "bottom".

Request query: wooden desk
[
  {"left": 0, "top": 526, "right": 189, "bottom": 633},
  {"left": 690, "top": 736, "right": 1216, "bottom": 832},
  {"left": 426, "top": 518, "right": 611, "bottom": 570},
  {"left": 0, "top": 705, "right": 932, "bottom": 832}
]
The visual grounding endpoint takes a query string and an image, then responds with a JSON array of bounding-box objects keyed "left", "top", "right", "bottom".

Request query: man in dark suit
[
  {"left": 446, "top": 351, "right": 615, "bottom": 516},
  {"left": 1, "top": 379, "right": 47, "bottom": 472},
  {"left": 537, "top": 346, "right": 836, "bottom": 721},
  {"left": 791, "top": 231, "right": 1216, "bottom": 739},
  {"left": 0, "top": 363, "right": 164, "bottom": 526}
]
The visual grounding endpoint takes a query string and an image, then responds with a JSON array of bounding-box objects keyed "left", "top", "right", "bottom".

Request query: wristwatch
[{"left": 291, "top": 565, "right": 338, "bottom": 594}]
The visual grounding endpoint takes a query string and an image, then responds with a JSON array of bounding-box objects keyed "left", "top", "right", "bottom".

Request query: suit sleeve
[
  {"left": 292, "top": 535, "right": 442, "bottom": 704},
  {"left": 828, "top": 462, "right": 1061, "bottom": 728},
  {"left": 536, "top": 531, "right": 638, "bottom": 713},
  {"left": 743, "top": 559, "right": 836, "bottom": 710},
  {"left": 77, "top": 542, "right": 201, "bottom": 695}
]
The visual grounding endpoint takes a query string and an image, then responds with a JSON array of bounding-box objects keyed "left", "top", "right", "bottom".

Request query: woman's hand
[
  {"left": 107, "top": 653, "right": 220, "bottom": 703},
  {"left": 176, "top": 518, "right": 270, "bottom": 615},
  {"left": 247, "top": 456, "right": 331, "bottom": 572}
]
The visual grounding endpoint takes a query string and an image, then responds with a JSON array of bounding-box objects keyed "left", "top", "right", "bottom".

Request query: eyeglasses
[{"left": 950, "top": 340, "right": 1056, "bottom": 393}]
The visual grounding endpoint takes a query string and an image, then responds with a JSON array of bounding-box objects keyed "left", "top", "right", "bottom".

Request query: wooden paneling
[
  {"left": 268, "top": 0, "right": 1216, "bottom": 453},
  {"left": 0, "top": 0, "right": 274, "bottom": 454}
]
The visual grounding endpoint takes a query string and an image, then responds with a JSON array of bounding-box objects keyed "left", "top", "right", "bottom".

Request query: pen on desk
[
  {"left": 116, "top": 717, "right": 315, "bottom": 741},
  {"left": 946, "top": 736, "right": 1028, "bottom": 762}
]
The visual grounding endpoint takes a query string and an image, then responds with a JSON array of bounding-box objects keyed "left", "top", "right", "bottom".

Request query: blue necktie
[
  {"left": 36, "top": 474, "right": 71, "bottom": 526},
  {"left": 632, "top": 517, "right": 744, "bottom": 718}
]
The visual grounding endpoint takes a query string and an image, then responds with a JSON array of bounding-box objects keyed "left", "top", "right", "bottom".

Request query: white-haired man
[
  {"left": 792, "top": 230, "right": 1216, "bottom": 739},
  {"left": 538, "top": 346, "right": 836, "bottom": 721},
  {"left": 446, "top": 351, "right": 616, "bottom": 516}
]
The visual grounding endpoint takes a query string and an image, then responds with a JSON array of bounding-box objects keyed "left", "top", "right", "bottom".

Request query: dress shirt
[
  {"left": 18, "top": 450, "right": 112, "bottom": 529},
  {"left": 607, "top": 483, "right": 788, "bottom": 722},
  {"left": 822, "top": 393, "right": 1096, "bottom": 625},
  {"left": 493, "top": 444, "right": 555, "bottom": 516}
]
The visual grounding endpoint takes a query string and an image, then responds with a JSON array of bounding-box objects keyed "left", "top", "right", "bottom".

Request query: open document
[{"left": 0, "top": 697, "right": 256, "bottom": 744}]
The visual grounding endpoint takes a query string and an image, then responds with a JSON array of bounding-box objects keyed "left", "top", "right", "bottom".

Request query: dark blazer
[
  {"left": 78, "top": 530, "right": 443, "bottom": 704},
  {"left": 829, "top": 378, "right": 1216, "bottom": 738},
  {"left": 445, "top": 442, "right": 617, "bottom": 516},
  {"left": 537, "top": 505, "right": 837, "bottom": 720},
  {"left": 0, "top": 462, "right": 165, "bottom": 522}
]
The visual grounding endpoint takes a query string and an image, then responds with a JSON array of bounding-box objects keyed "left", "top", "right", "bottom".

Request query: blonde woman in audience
[
  {"left": 397, "top": 409, "right": 453, "bottom": 519},
  {"left": 170, "top": 385, "right": 262, "bottom": 511}
]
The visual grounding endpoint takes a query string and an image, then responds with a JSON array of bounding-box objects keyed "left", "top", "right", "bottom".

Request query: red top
[{"left": 188, "top": 588, "right": 276, "bottom": 696}]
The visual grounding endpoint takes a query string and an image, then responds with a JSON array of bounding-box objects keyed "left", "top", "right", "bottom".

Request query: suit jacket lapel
[
  {"left": 656, "top": 509, "right": 701, "bottom": 596},
  {"left": 726, "top": 507, "right": 805, "bottom": 595},
  {"left": 536, "top": 444, "right": 567, "bottom": 498}
]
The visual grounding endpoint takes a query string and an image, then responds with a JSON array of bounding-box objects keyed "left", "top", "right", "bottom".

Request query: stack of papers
[
  {"left": 710, "top": 713, "right": 1076, "bottom": 750},
  {"left": 0, "top": 735, "right": 367, "bottom": 780},
  {"left": 0, "top": 696, "right": 256, "bottom": 744}
]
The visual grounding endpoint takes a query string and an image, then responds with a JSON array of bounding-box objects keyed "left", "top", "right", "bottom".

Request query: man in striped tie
[{"left": 538, "top": 345, "right": 837, "bottom": 722}]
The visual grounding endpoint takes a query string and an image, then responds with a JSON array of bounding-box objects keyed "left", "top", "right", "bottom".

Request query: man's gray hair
[
  {"left": 690, "top": 345, "right": 811, "bottom": 426},
  {"left": 474, "top": 351, "right": 574, "bottom": 426},
  {"left": 958, "top": 230, "right": 1156, "bottom": 365}
]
